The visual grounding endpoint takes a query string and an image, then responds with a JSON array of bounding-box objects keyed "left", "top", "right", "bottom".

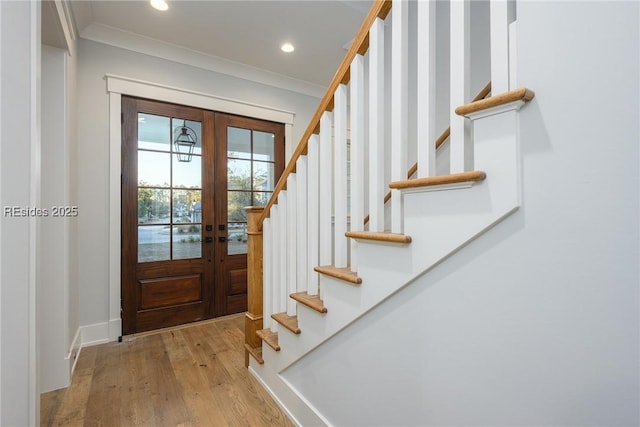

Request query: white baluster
[
  {"left": 307, "top": 135, "right": 320, "bottom": 295},
  {"left": 278, "top": 191, "right": 288, "bottom": 317},
  {"left": 334, "top": 84, "right": 348, "bottom": 267},
  {"left": 509, "top": 20, "right": 517, "bottom": 90},
  {"left": 319, "top": 111, "right": 333, "bottom": 269},
  {"left": 286, "top": 174, "right": 297, "bottom": 315},
  {"left": 450, "top": 0, "right": 471, "bottom": 173},
  {"left": 349, "top": 55, "right": 365, "bottom": 271},
  {"left": 391, "top": 0, "right": 409, "bottom": 234},
  {"left": 417, "top": 0, "right": 437, "bottom": 179},
  {"left": 270, "top": 203, "right": 280, "bottom": 331},
  {"left": 263, "top": 217, "right": 272, "bottom": 329},
  {"left": 296, "top": 156, "right": 308, "bottom": 291},
  {"left": 490, "top": 0, "right": 510, "bottom": 95},
  {"left": 369, "top": 18, "right": 385, "bottom": 232}
]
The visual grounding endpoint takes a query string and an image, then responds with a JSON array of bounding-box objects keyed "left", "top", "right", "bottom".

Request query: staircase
[{"left": 243, "top": 0, "right": 534, "bottom": 424}]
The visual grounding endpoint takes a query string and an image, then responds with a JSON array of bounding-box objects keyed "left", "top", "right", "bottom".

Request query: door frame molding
[{"left": 107, "top": 74, "right": 295, "bottom": 341}]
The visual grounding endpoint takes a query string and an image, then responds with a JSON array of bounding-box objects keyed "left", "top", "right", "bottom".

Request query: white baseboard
[
  {"left": 249, "top": 360, "right": 330, "bottom": 427},
  {"left": 249, "top": 366, "right": 303, "bottom": 427},
  {"left": 66, "top": 327, "right": 82, "bottom": 375},
  {"left": 108, "top": 318, "right": 122, "bottom": 341},
  {"left": 80, "top": 318, "right": 121, "bottom": 347}
]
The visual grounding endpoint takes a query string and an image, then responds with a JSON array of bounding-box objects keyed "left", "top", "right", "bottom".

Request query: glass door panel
[
  {"left": 137, "top": 113, "right": 203, "bottom": 263},
  {"left": 225, "top": 126, "right": 277, "bottom": 255}
]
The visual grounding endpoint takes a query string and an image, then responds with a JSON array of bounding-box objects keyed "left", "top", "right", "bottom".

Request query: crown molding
[
  {"left": 80, "top": 22, "right": 325, "bottom": 99},
  {"left": 105, "top": 74, "right": 295, "bottom": 125}
]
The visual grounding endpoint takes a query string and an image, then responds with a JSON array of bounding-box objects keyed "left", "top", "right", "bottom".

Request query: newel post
[{"left": 244, "top": 206, "right": 264, "bottom": 367}]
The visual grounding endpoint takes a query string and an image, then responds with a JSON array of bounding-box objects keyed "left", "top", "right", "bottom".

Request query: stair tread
[
  {"left": 290, "top": 292, "right": 328, "bottom": 313},
  {"left": 314, "top": 265, "right": 362, "bottom": 285},
  {"left": 256, "top": 329, "right": 280, "bottom": 351},
  {"left": 244, "top": 344, "right": 264, "bottom": 365},
  {"left": 389, "top": 171, "right": 486, "bottom": 190},
  {"left": 271, "top": 313, "right": 301, "bottom": 334},
  {"left": 345, "top": 231, "right": 411, "bottom": 244}
]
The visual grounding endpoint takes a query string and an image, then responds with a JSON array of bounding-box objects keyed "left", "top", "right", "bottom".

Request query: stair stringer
[{"left": 249, "top": 108, "right": 523, "bottom": 425}]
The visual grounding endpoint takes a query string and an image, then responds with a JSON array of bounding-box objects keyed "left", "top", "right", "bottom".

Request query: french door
[{"left": 122, "top": 97, "right": 284, "bottom": 334}]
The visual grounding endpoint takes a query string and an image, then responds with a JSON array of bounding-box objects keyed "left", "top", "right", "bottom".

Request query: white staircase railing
[{"left": 245, "top": 0, "right": 524, "bottom": 373}]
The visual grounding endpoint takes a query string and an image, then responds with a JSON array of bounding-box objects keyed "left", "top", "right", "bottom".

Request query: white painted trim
[
  {"left": 249, "top": 364, "right": 335, "bottom": 427},
  {"left": 30, "top": 2, "right": 41, "bottom": 424},
  {"left": 490, "top": 0, "right": 511, "bottom": 94},
  {"left": 107, "top": 74, "right": 295, "bottom": 125},
  {"left": 368, "top": 18, "right": 385, "bottom": 232},
  {"left": 398, "top": 181, "right": 477, "bottom": 194},
  {"left": 80, "top": 319, "right": 121, "bottom": 347},
  {"left": 109, "top": 318, "right": 122, "bottom": 342},
  {"left": 248, "top": 367, "right": 304, "bottom": 427},
  {"left": 53, "top": 0, "right": 76, "bottom": 57},
  {"left": 107, "top": 76, "right": 295, "bottom": 339},
  {"left": 66, "top": 327, "right": 80, "bottom": 360},
  {"left": 306, "top": 135, "right": 320, "bottom": 295},
  {"left": 271, "top": 204, "right": 282, "bottom": 325},
  {"left": 450, "top": 0, "right": 471, "bottom": 173},
  {"left": 62, "top": 47, "right": 72, "bottom": 387},
  {"left": 318, "top": 112, "right": 333, "bottom": 267},
  {"left": 278, "top": 375, "right": 334, "bottom": 427},
  {"left": 0, "top": 1, "right": 3, "bottom": 419},
  {"left": 461, "top": 99, "right": 527, "bottom": 121},
  {"left": 508, "top": 21, "right": 518, "bottom": 90},
  {"left": 285, "top": 124, "right": 294, "bottom": 163},
  {"left": 83, "top": 23, "right": 325, "bottom": 98},
  {"left": 417, "top": 0, "right": 436, "bottom": 179},
  {"left": 349, "top": 55, "right": 364, "bottom": 271},
  {"left": 390, "top": 0, "right": 409, "bottom": 235},
  {"left": 295, "top": 156, "right": 308, "bottom": 294},
  {"left": 66, "top": 327, "right": 81, "bottom": 375},
  {"left": 108, "top": 91, "right": 121, "bottom": 340},
  {"left": 333, "top": 84, "right": 348, "bottom": 267},
  {"left": 279, "top": 190, "right": 290, "bottom": 315},
  {"left": 286, "top": 175, "right": 297, "bottom": 315},
  {"left": 263, "top": 218, "right": 273, "bottom": 329}
]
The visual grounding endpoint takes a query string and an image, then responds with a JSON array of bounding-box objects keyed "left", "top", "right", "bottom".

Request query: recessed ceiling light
[
  {"left": 150, "top": 0, "right": 169, "bottom": 11},
  {"left": 281, "top": 43, "right": 295, "bottom": 53}
]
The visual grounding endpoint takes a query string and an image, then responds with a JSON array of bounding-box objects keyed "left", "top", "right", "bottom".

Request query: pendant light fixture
[{"left": 173, "top": 120, "right": 197, "bottom": 162}]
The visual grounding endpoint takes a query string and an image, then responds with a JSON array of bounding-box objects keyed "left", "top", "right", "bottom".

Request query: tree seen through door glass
[
  {"left": 137, "top": 113, "right": 203, "bottom": 262},
  {"left": 227, "top": 127, "right": 276, "bottom": 255}
]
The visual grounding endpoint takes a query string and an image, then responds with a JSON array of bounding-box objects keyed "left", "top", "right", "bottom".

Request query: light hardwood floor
[{"left": 41, "top": 315, "right": 294, "bottom": 427}]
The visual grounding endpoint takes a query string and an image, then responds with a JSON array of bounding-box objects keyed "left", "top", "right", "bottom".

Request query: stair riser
[{"left": 264, "top": 110, "right": 522, "bottom": 374}]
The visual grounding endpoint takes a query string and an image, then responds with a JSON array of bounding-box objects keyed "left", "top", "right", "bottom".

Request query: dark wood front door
[
  {"left": 121, "top": 97, "right": 284, "bottom": 334},
  {"left": 213, "top": 113, "right": 285, "bottom": 316}
]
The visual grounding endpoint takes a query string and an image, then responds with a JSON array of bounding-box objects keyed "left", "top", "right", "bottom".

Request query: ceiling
[{"left": 66, "top": 0, "right": 372, "bottom": 90}]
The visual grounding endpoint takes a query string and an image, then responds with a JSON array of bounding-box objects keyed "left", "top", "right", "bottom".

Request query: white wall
[
  {"left": 76, "top": 39, "right": 320, "bottom": 331},
  {"left": 39, "top": 45, "right": 71, "bottom": 393},
  {"left": 0, "top": 1, "right": 40, "bottom": 425},
  {"left": 281, "top": 2, "right": 639, "bottom": 425}
]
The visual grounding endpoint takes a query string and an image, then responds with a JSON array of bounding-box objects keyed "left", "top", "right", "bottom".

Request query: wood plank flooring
[{"left": 41, "top": 315, "right": 294, "bottom": 427}]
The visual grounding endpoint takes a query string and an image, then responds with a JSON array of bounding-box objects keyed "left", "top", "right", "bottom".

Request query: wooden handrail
[
  {"left": 258, "top": 0, "right": 392, "bottom": 230},
  {"left": 455, "top": 87, "right": 534, "bottom": 116},
  {"left": 363, "top": 81, "right": 492, "bottom": 225}
]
